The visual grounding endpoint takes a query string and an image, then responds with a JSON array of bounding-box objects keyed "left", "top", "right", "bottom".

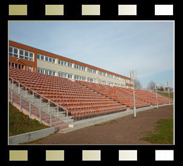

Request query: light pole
[
  {"left": 130, "top": 70, "right": 136, "bottom": 118},
  {"left": 155, "top": 84, "right": 158, "bottom": 109},
  {"left": 167, "top": 81, "right": 170, "bottom": 106}
]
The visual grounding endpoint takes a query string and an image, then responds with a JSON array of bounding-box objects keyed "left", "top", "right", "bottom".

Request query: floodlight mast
[
  {"left": 167, "top": 81, "right": 170, "bottom": 106},
  {"left": 130, "top": 70, "right": 136, "bottom": 118},
  {"left": 155, "top": 84, "right": 158, "bottom": 109}
]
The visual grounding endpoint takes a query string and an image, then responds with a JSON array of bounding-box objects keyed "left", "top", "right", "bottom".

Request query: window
[
  {"left": 99, "top": 71, "right": 105, "bottom": 76},
  {"left": 74, "top": 64, "right": 85, "bottom": 71},
  {"left": 19, "top": 50, "right": 24, "bottom": 59},
  {"left": 41, "top": 55, "right": 44, "bottom": 60},
  {"left": 87, "top": 68, "right": 96, "bottom": 74},
  {"left": 24, "top": 51, "right": 28, "bottom": 60},
  {"left": 121, "top": 78, "right": 124, "bottom": 81},
  {"left": 45, "top": 56, "right": 48, "bottom": 62},
  {"left": 40, "top": 69, "right": 44, "bottom": 74},
  {"left": 58, "top": 72, "right": 68, "bottom": 78},
  {"left": 68, "top": 62, "right": 72, "bottom": 68},
  {"left": 63, "top": 73, "right": 67, "bottom": 77},
  {"left": 52, "top": 58, "right": 55, "bottom": 63},
  {"left": 29, "top": 52, "right": 33, "bottom": 61},
  {"left": 68, "top": 74, "right": 72, "bottom": 79},
  {"left": 49, "top": 57, "right": 52, "bottom": 63},
  {"left": 108, "top": 82, "right": 113, "bottom": 86},
  {"left": 30, "top": 52, "right": 33, "bottom": 57},
  {"left": 58, "top": 60, "right": 60, "bottom": 65},
  {"left": 37, "top": 54, "right": 40, "bottom": 59},
  {"left": 13, "top": 48, "right": 18, "bottom": 57},
  {"left": 52, "top": 71, "right": 55, "bottom": 76},
  {"left": 87, "top": 77, "right": 96, "bottom": 82},
  {"left": 107, "top": 73, "right": 113, "bottom": 78},
  {"left": 9, "top": 46, "right": 13, "bottom": 56},
  {"left": 114, "top": 76, "right": 119, "bottom": 80},
  {"left": 74, "top": 75, "right": 86, "bottom": 81},
  {"left": 45, "top": 70, "right": 48, "bottom": 75},
  {"left": 48, "top": 70, "right": 52, "bottom": 75}
]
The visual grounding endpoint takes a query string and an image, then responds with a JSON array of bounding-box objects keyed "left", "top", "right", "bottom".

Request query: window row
[
  {"left": 74, "top": 64, "right": 85, "bottom": 71},
  {"left": 58, "top": 72, "right": 72, "bottom": 79},
  {"left": 74, "top": 75, "right": 86, "bottom": 81},
  {"left": 87, "top": 68, "right": 96, "bottom": 74},
  {"left": 98, "top": 80, "right": 106, "bottom": 85},
  {"left": 107, "top": 73, "right": 113, "bottom": 78},
  {"left": 107, "top": 82, "right": 126, "bottom": 87},
  {"left": 37, "top": 54, "right": 56, "bottom": 63},
  {"left": 98, "top": 71, "right": 106, "bottom": 76},
  {"left": 87, "top": 77, "right": 97, "bottom": 83},
  {"left": 36, "top": 69, "right": 128, "bottom": 87},
  {"left": 9, "top": 46, "right": 34, "bottom": 61},
  {"left": 37, "top": 68, "right": 55, "bottom": 76},
  {"left": 58, "top": 60, "right": 72, "bottom": 68},
  {"left": 99, "top": 70, "right": 125, "bottom": 81}
]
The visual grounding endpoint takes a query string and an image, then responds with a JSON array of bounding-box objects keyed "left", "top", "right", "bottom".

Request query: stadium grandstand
[{"left": 8, "top": 40, "right": 173, "bottom": 131}]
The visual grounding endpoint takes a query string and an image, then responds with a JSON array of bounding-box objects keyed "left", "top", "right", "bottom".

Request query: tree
[
  {"left": 147, "top": 81, "right": 156, "bottom": 90},
  {"left": 158, "top": 85, "right": 164, "bottom": 91},
  {"left": 135, "top": 78, "right": 142, "bottom": 89}
]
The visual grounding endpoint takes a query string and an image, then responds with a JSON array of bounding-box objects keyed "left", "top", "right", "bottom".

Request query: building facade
[{"left": 9, "top": 40, "right": 133, "bottom": 88}]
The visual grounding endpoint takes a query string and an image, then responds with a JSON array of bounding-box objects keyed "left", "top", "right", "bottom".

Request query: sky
[{"left": 8, "top": 21, "right": 174, "bottom": 89}]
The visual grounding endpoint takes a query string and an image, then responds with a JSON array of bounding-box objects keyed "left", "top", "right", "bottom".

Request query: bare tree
[
  {"left": 147, "top": 81, "right": 156, "bottom": 90},
  {"left": 135, "top": 78, "right": 142, "bottom": 89}
]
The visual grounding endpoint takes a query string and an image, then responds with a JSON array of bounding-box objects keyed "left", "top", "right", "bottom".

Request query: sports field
[{"left": 26, "top": 105, "right": 173, "bottom": 145}]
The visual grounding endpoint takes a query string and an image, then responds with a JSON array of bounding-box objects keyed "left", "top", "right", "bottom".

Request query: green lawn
[
  {"left": 141, "top": 118, "right": 173, "bottom": 144},
  {"left": 9, "top": 102, "right": 49, "bottom": 136},
  {"left": 158, "top": 92, "right": 173, "bottom": 100}
]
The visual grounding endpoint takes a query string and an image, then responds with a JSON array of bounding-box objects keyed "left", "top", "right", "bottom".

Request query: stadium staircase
[{"left": 9, "top": 78, "right": 72, "bottom": 131}]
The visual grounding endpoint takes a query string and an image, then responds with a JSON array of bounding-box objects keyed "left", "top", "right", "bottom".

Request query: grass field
[
  {"left": 9, "top": 102, "right": 49, "bottom": 136},
  {"left": 157, "top": 92, "right": 173, "bottom": 100},
  {"left": 140, "top": 118, "right": 173, "bottom": 144}
]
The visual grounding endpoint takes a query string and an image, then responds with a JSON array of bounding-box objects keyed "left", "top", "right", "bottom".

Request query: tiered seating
[
  {"left": 135, "top": 89, "right": 173, "bottom": 104},
  {"left": 116, "top": 87, "right": 161, "bottom": 105},
  {"left": 76, "top": 80, "right": 173, "bottom": 107},
  {"left": 9, "top": 67, "right": 127, "bottom": 120},
  {"left": 76, "top": 81, "right": 150, "bottom": 108}
]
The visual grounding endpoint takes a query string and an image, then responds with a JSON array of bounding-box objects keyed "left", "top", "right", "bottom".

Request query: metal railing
[
  {"left": 9, "top": 75, "right": 69, "bottom": 124},
  {"left": 9, "top": 88, "right": 54, "bottom": 126}
]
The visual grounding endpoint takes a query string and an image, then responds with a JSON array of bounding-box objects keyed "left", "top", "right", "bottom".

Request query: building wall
[
  {"left": 9, "top": 40, "right": 133, "bottom": 87},
  {"left": 37, "top": 59, "right": 126, "bottom": 85}
]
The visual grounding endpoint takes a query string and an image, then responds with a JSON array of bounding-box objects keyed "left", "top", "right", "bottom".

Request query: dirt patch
[{"left": 27, "top": 105, "right": 173, "bottom": 145}]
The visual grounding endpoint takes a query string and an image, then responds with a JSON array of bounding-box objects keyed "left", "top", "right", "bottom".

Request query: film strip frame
[
  {"left": 2, "top": 0, "right": 180, "bottom": 166},
  {"left": 7, "top": 3, "right": 175, "bottom": 17}
]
